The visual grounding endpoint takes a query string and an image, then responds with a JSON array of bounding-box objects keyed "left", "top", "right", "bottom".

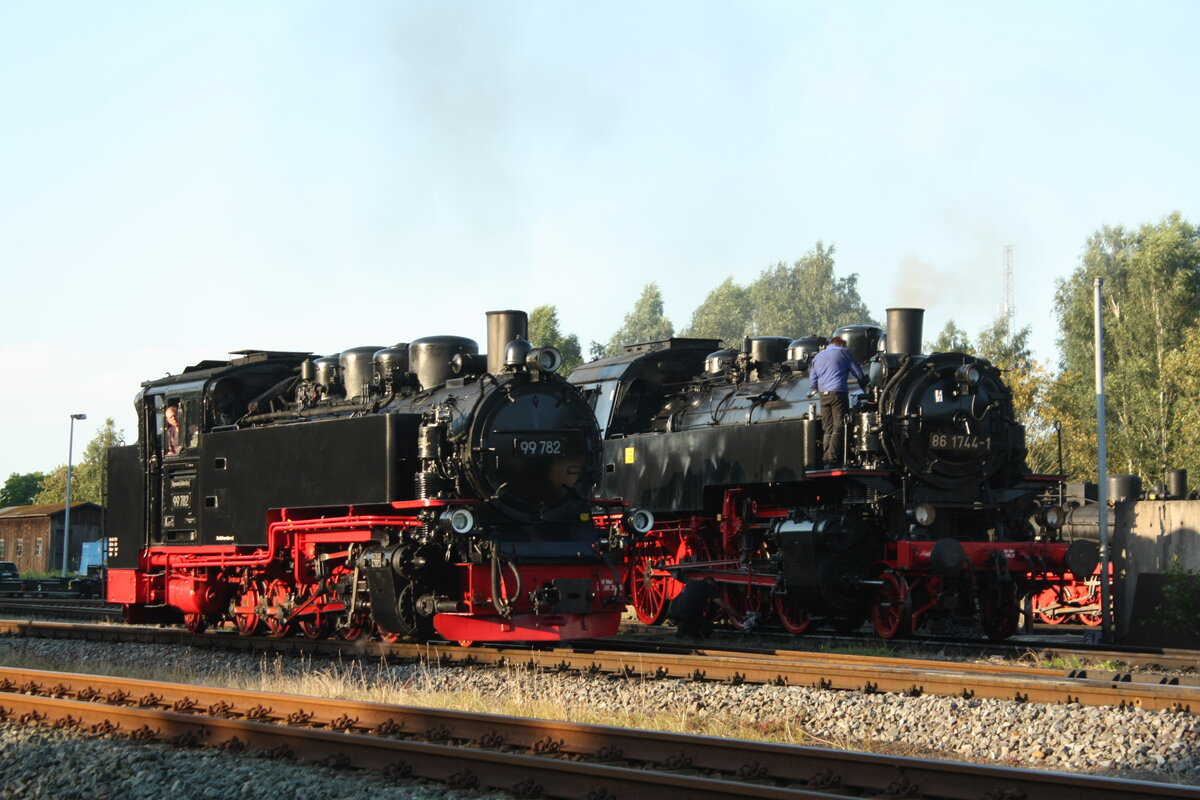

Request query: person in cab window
[{"left": 164, "top": 403, "right": 181, "bottom": 455}]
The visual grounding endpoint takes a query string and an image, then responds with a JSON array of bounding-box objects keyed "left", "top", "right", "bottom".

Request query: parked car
[{"left": 0, "top": 561, "right": 18, "bottom": 580}]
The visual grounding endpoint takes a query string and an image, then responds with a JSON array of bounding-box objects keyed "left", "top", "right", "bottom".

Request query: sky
[{"left": 1, "top": 1, "right": 1197, "bottom": 480}]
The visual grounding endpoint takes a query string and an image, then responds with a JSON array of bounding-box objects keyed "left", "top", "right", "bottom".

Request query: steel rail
[
  {"left": 0, "top": 667, "right": 1193, "bottom": 800},
  {"left": 2, "top": 620, "right": 1196, "bottom": 712}
]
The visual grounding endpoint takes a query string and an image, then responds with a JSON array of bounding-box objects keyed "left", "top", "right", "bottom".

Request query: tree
[
  {"left": 0, "top": 472, "right": 46, "bottom": 507},
  {"left": 604, "top": 283, "right": 674, "bottom": 356},
  {"left": 528, "top": 305, "right": 584, "bottom": 373},
  {"left": 1048, "top": 213, "right": 1200, "bottom": 482},
  {"left": 745, "top": 242, "right": 876, "bottom": 338},
  {"left": 1162, "top": 321, "right": 1200, "bottom": 486},
  {"left": 926, "top": 319, "right": 972, "bottom": 354},
  {"left": 36, "top": 419, "right": 126, "bottom": 506},
  {"left": 681, "top": 276, "right": 751, "bottom": 344}
]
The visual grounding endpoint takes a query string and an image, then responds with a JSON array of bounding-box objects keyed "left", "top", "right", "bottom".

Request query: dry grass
[{"left": 0, "top": 640, "right": 849, "bottom": 749}]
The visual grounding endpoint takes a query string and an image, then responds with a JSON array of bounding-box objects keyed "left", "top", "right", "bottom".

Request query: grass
[{"left": 0, "top": 639, "right": 875, "bottom": 752}]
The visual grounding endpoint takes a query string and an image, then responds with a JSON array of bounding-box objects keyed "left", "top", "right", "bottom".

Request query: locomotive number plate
[
  {"left": 929, "top": 433, "right": 990, "bottom": 451},
  {"left": 514, "top": 435, "right": 566, "bottom": 457}
]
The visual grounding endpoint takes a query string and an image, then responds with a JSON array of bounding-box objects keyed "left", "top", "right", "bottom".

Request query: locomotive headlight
[
  {"left": 955, "top": 364, "right": 982, "bottom": 389},
  {"left": 439, "top": 507, "right": 476, "bottom": 534},
  {"left": 527, "top": 346, "right": 563, "bottom": 373},
  {"left": 621, "top": 507, "right": 655, "bottom": 535},
  {"left": 909, "top": 503, "right": 937, "bottom": 527},
  {"left": 1038, "top": 504, "right": 1066, "bottom": 530}
]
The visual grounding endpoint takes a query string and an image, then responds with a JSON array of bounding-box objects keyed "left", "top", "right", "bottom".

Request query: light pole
[{"left": 62, "top": 413, "right": 87, "bottom": 577}]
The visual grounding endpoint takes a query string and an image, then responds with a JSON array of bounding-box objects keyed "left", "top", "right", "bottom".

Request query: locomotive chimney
[
  {"left": 486, "top": 310, "right": 529, "bottom": 375},
  {"left": 885, "top": 308, "right": 924, "bottom": 356}
]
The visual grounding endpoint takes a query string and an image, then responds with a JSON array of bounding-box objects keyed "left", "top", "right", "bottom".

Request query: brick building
[{"left": 0, "top": 503, "right": 102, "bottom": 575}]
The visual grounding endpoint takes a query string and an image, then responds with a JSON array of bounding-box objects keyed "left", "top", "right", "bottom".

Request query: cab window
[{"left": 158, "top": 395, "right": 201, "bottom": 457}]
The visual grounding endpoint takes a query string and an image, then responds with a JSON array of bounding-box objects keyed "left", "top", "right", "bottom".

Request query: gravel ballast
[{"left": 1, "top": 634, "right": 1197, "bottom": 796}]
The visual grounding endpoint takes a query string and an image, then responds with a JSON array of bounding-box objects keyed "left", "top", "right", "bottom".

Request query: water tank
[
  {"left": 313, "top": 356, "right": 342, "bottom": 397},
  {"left": 749, "top": 336, "right": 791, "bottom": 367},
  {"left": 409, "top": 336, "right": 478, "bottom": 390},
  {"left": 1108, "top": 474, "right": 1142, "bottom": 504},
  {"left": 373, "top": 345, "right": 409, "bottom": 390},
  {"left": 830, "top": 324, "right": 884, "bottom": 362},
  {"left": 704, "top": 348, "right": 737, "bottom": 375},
  {"left": 1168, "top": 468, "right": 1189, "bottom": 500},
  {"left": 341, "top": 346, "right": 384, "bottom": 401},
  {"left": 787, "top": 336, "right": 826, "bottom": 369}
]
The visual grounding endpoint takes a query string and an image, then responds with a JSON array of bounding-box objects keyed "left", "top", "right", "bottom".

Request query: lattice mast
[{"left": 1002, "top": 245, "right": 1015, "bottom": 330}]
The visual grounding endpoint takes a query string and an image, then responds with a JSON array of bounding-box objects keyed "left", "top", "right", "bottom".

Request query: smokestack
[
  {"left": 885, "top": 308, "right": 924, "bottom": 356},
  {"left": 486, "top": 310, "right": 528, "bottom": 375}
]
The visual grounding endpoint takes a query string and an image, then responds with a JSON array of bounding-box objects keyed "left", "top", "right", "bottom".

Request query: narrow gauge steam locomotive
[
  {"left": 106, "top": 310, "right": 635, "bottom": 643},
  {"left": 569, "top": 308, "right": 1098, "bottom": 639}
]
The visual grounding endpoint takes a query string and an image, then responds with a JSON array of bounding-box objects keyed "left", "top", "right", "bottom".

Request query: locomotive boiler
[
  {"left": 570, "top": 307, "right": 1098, "bottom": 639},
  {"left": 105, "top": 310, "right": 634, "bottom": 643}
]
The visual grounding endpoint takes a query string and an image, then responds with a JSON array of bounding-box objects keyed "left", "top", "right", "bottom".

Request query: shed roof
[{"left": 0, "top": 502, "right": 101, "bottom": 520}]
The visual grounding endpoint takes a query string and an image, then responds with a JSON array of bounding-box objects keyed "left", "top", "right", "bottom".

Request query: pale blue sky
[{"left": 2, "top": 1, "right": 1197, "bottom": 479}]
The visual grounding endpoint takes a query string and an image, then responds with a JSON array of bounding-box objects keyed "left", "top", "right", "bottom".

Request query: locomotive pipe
[
  {"left": 239, "top": 394, "right": 384, "bottom": 425},
  {"left": 487, "top": 309, "right": 529, "bottom": 376},
  {"left": 490, "top": 549, "right": 521, "bottom": 617},
  {"left": 885, "top": 308, "right": 924, "bottom": 356}
]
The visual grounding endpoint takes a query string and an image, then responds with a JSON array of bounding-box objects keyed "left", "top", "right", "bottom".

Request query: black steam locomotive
[
  {"left": 570, "top": 308, "right": 1097, "bottom": 639},
  {"left": 106, "top": 310, "right": 633, "bottom": 643}
]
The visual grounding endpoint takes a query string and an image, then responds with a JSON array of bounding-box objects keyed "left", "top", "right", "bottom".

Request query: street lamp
[{"left": 62, "top": 413, "right": 87, "bottom": 577}]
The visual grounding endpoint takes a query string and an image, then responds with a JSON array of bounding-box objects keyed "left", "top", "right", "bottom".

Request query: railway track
[
  {"left": 0, "top": 665, "right": 1192, "bottom": 800},
  {"left": 0, "top": 598, "right": 121, "bottom": 620},
  {"left": 4, "top": 597, "right": 1197, "bottom": 673},
  {"left": 2, "top": 619, "right": 1197, "bottom": 714}
]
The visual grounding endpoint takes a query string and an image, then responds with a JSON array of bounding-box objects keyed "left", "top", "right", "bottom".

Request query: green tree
[
  {"left": 1162, "top": 321, "right": 1200, "bottom": 485},
  {"left": 0, "top": 472, "right": 46, "bottom": 507},
  {"left": 745, "top": 242, "right": 875, "bottom": 338},
  {"left": 604, "top": 283, "right": 674, "bottom": 356},
  {"left": 971, "top": 317, "right": 1057, "bottom": 474},
  {"left": 1048, "top": 213, "right": 1200, "bottom": 482},
  {"left": 36, "top": 419, "right": 126, "bottom": 506},
  {"left": 528, "top": 305, "right": 584, "bottom": 373},
  {"left": 926, "top": 319, "right": 972, "bottom": 353},
  {"left": 681, "top": 276, "right": 751, "bottom": 344}
]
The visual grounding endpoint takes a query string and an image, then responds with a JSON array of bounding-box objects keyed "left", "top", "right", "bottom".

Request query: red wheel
[
  {"left": 721, "top": 585, "right": 764, "bottom": 631},
  {"left": 263, "top": 580, "right": 294, "bottom": 638},
  {"left": 296, "top": 586, "right": 332, "bottom": 640},
  {"left": 234, "top": 585, "right": 262, "bottom": 636},
  {"left": 871, "top": 571, "right": 912, "bottom": 639},
  {"left": 630, "top": 545, "right": 671, "bottom": 625},
  {"left": 182, "top": 613, "right": 207, "bottom": 634},
  {"left": 1033, "top": 586, "right": 1071, "bottom": 625},
  {"left": 773, "top": 594, "right": 812, "bottom": 634},
  {"left": 339, "top": 612, "right": 370, "bottom": 641},
  {"left": 1074, "top": 580, "right": 1104, "bottom": 626}
]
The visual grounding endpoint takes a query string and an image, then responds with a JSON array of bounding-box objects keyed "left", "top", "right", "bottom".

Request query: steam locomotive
[
  {"left": 570, "top": 308, "right": 1098, "bottom": 639},
  {"left": 105, "top": 310, "right": 634, "bottom": 643}
]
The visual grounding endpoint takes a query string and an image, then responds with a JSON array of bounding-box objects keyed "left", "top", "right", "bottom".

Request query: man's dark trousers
[{"left": 820, "top": 390, "right": 849, "bottom": 466}]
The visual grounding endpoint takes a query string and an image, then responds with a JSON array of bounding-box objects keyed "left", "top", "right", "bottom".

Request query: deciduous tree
[
  {"left": 1048, "top": 213, "right": 1200, "bottom": 482},
  {"left": 35, "top": 419, "right": 125, "bottom": 506},
  {"left": 604, "top": 283, "right": 674, "bottom": 356},
  {"left": 0, "top": 472, "right": 45, "bottom": 507},
  {"left": 745, "top": 242, "right": 875, "bottom": 338},
  {"left": 528, "top": 305, "right": 584, "bottom": 373},
  {"left": 681, "top": 276, "right": 751, "bottom": 344}
]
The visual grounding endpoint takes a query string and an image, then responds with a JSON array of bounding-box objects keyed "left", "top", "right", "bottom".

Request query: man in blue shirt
[{"left": 809, "top": 335, "right": 869, "bottom": 468}]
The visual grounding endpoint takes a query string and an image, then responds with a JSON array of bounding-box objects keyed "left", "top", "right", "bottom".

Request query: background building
[{"left": 0, "top": 502, "right": 102, "bottom": 575}]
